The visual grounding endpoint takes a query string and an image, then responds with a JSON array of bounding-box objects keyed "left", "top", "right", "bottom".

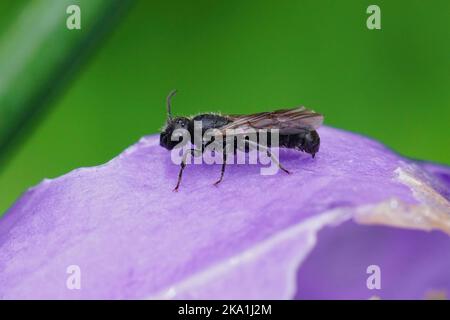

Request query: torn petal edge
[
  {"left": 149, "top": 164, "right": 450, "bottom": 299},
  {"left": 355, "top": 165, "right": 450, "bottom": 235}
]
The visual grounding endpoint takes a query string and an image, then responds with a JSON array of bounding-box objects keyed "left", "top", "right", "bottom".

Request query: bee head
[
  {"left": 304, "top": 130, "right": 320, "bottom": 158},
  {"left": 159, "top": 90, "right": 190, "bottom": 150},
  {"left": 160, "top": 117, "right": 190, "bottom": 150}
]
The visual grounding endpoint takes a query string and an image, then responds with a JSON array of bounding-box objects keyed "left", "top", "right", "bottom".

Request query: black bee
[{"left": 160, "top": 90, "right": 324, "bottom": 191}]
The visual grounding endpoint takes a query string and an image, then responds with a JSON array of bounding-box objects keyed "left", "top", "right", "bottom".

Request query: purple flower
[{"left": 0, "top": 126, "right": 449, "bottom": 299}]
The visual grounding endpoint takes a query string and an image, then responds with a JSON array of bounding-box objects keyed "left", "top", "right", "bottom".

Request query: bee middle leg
[
  {"left": 173, "top": 148, "right": 202, "bottom": 192},
  {"left": 213, "top": 152, "right": 227, "bottom": 186}
]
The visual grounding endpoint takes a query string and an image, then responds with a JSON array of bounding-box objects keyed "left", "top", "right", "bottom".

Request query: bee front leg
[{"left": 173, "top": 148, "right": 202, "bottom": 192}]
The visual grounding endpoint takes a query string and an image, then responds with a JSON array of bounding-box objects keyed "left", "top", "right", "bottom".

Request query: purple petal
[
  {"left": 295, "top": 220, "right": 450, "bottom": 299},
  {"left": 0, "top": 126, "right": 449, "bottom": 299}
]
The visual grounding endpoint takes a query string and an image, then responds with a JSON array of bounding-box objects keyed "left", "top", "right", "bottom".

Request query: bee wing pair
[{"left": 220, "top": 106, "right": 324, "bottom": 136}]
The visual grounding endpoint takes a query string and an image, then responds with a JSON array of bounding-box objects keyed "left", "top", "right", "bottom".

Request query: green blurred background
[{"left": 0, "top": 0, "right": 449, "bottom": 215}]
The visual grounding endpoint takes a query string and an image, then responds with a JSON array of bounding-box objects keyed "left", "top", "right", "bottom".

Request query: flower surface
[{"left": 0, "top": 126, "right": 449, "bottom": 299}]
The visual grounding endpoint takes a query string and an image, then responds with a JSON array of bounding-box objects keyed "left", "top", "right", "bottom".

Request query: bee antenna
[{"left": 166, "top": 89, "right": 177, "bottom": 120}]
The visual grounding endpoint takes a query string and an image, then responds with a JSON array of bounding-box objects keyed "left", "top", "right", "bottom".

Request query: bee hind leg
[
  {"left": 266, "top": 149, "right": 291, "bottom": 175},
  {"left": 246, "top": 139, "right": 291, "bottom": 175}
]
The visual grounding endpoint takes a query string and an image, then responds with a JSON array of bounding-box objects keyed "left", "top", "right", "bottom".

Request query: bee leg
[
  {"left": 266, "top": 148, "right": 291, "bottom": 175},
  {"left": 173, "top": 148, "right": 201, "bottom": 192},
  {"left": 246, "top": 140, "right": 291, "bottom": 175},
  {"left": 213, "top": 152, "right": 227, "bottom": 186}
]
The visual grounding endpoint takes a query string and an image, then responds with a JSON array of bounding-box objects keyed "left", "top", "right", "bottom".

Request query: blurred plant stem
[{"left": 0, "top": 0, "right": 134, "bottom": 165}]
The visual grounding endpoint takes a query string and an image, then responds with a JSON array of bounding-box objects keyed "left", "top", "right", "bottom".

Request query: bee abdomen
[{"left": 279, "top": 133, "right": 305, "bottom": 149}]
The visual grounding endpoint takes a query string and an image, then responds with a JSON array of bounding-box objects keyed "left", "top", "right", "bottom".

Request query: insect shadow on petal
[{"left": 159, "top": 90, "right": 324, "bottom": 191}]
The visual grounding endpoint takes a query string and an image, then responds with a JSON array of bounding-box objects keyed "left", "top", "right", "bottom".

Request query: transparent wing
[{"left": 221, "top": 106, "right": 323, "bottom": 135}]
